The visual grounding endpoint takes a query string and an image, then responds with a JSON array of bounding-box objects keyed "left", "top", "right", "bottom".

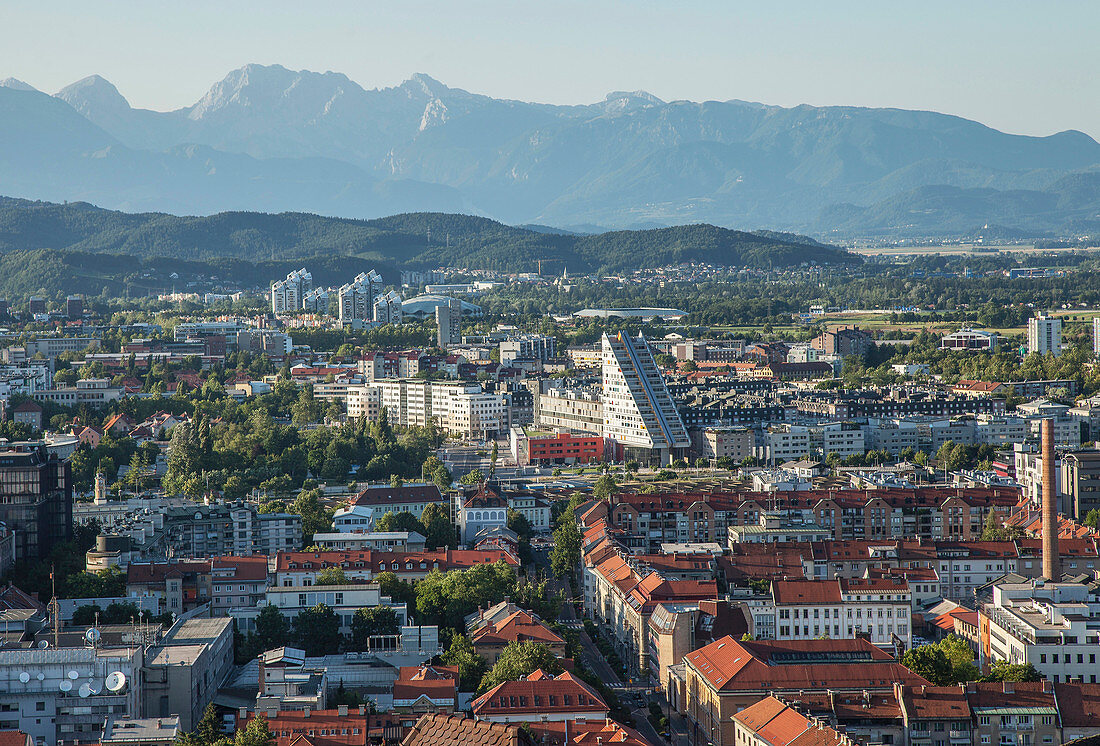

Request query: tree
[
  {"left": 231, "top": 714, "right": 276, "bottom": 746},
  {"left": 315, "top": 567, "right": 352, "bottom": 585},
  {"left": 177, "top": 703, "right": 223, "bottom": 746},
  {"left": 459, "top": 469, "right": 484, "bottom": 486},
  {"left": 350, "top": 606, "right": 400, "bottom": 649},
  {"left": 254, "top": 605, "right": 291, "bottom": 651},
  {"left": 374, "top": 511, "right": 426, "bottom": 535},
  {"left": 982, "top": 661, "right": 1042, "bottom": 683},
  {"left": 441, "top": 633, "right": 487, "bottom": 692},
  {"left": 293, "top": 603, "right": 342, "bottom": 656},
  {"left": 506, "top": 509, "right": 532, "bottom": 539},
  {"left": 292, "top": 488, "right": 334, "bottom": 539},
  {"left": 479, "top": 640, "right": 563, "bottom": 692},
  {"left": 421, "top": 502, "right": 456, "bottom": 549},
  {"left": 592, "top": 474, "right": 616, "bottom": 503},
  {"left": 901, "top": 645, "right": 954, "bottom": 686},
  {"left": 550, "top": 516, "right": 581, "bottom": 580}
]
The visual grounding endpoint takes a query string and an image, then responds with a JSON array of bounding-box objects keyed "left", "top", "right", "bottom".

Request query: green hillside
[{"left": 0, "top": 199, "right": 856, "bottom": 275}]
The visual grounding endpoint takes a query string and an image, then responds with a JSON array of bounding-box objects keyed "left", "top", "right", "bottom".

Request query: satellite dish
[
  {"left": 36, "top": 673, "right": 44, "bottom": 681},
  {"left": 78, "top": 683, "right": 92, "bottom": 698},
  {"left": 67, "top": 670, "right": 80, "bottom": 680},
  {"left": 59, "top": 680, "right": 72, "bottom": 692},
  {"left": 85, "top": 628, "right": 101, "bottom": 643},
  {"left": 37, "top": 640, "right": 48, "bottom": 649},
  {"left": 88, "top": 682, "right": 102, "bottom": 695},
  {"left": 105, "top": 672, "right": 127, "bottom": 693},
  {"left": 18, "top": 672, "right": 29, "bottom": 683}
]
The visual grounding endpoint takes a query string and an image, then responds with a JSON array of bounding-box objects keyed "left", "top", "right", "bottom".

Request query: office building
[
  {"left": 0, "top": 443, "right": 72, "bottom": 560},
  {"left": 65, "top": 295, "right": 83, "bottom": 320},
  {"left": 1028, "top": 313, "right": 1062, "bottom": 356},
  {"left": 27, "top": 296, "right": 46, "bottom": 315},
  {"left": 601, "top": 332, "right": 690, "bottom": 464},
  {"left": 435, "top": 297, "right": 463, "bottom": 348},
  {"left": 271, "top": 268, "right": 313, "bottom": 314},
  {"left": 338, "top": 270, "right": 383, "bottom": 324}
]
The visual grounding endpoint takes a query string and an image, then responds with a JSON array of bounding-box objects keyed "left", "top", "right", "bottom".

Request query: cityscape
[{"left": 2, "top": 4, "right": 1100, "bottom": 746}]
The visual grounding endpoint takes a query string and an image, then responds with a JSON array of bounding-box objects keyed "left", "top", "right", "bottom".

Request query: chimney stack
[{"left": 1042, "top": 418, "right": 1060, "bottom": 581}]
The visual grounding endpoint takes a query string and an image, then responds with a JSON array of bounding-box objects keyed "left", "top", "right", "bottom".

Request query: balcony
[{"left": 950, "top": 730, "right": 970, "bottom": 742}]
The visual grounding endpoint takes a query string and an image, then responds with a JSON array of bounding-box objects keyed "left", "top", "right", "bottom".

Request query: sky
[{"left": 2, "top": 0, "right": 1098, "bottom": 139}]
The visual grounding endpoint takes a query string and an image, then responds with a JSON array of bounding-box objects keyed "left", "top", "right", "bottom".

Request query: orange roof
[
  {"left": 685, "top": 636, "right": 927, "bottom": 693},
  {"left": 733, "top": 696, "right": 846, "bottom": 746},
  {"left": 471, "top": 610, "right": 565, "bottom": 648},
  {"left": 472, "top": 670, "right": 607, "bottom": 718}
]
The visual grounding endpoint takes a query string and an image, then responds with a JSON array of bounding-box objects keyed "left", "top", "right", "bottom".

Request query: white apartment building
[
  {"left": 302, "top": 287, "right": 329, "bottom": 313},
  {"left": 864, "top": 419, "right": 921, "bottom": 455},
  {"left": 693, "top": 426, "right": 755, "bottom": 462},
  {"left": 759, "top": 424, "right": 812, "bottom": 462},
  {"left": 272, "top": 268, "right": 313, "bottom": 314},
  {"left": 984, "top": 579, "right": 1100, "bottom": 683},
  {"left": 338, "top": 270, "right": 384, "bottom": 323},
  {"left": 346, "top": 384, "right": 382, "bottom": 422},
  {"left": 435, "top": 297, "right": 463, "bottom": 348},
  {"left": 974, "top": 413, "right": 1027, "bottom": 445},
  {"left": 601, "top": 332, "right": 690, "bottom": 464},
  {"left": 817, "top": 422, "right": 865, "bottom": 458},
  {"left": 1028, "top": 314, "right": 1062, "bottom": 357},
  {"left": 372, "top": 290, "right": 403, "bottom": 324},
  {"left": 371, "top": 379, "right": 508, "bottom": 437},
  {"left": 536, "top": 387, "right": 603, "bottom": 434},
  {"left": 769, "top": 578, "right": 912, "bottom": 649}
]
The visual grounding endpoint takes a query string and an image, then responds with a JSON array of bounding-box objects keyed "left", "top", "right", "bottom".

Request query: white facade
[
  {"left": 770, "top": 580, "right": 912, "bottom": 649},
  {"left": 346, "top": 384, "right": 382, "bottom": 422},
  {"left": 272, "top": 268, "right": 313, "bottom": 314},
  {"left": 338, "top": 270, "right": 384, "bottom": 323},
  {"left": 435, "top": 297, "right": 463, "bottom": 348},
  {"left": 372, "top": 290, "right": 403, "bottom": 324},
  {"left": 371, "top": 379, "right": 508, "bottom": 437},
  {"left": 1028, "top": 314, "right": 1062, "bottom": 357},
  {"left": 601, "top": 332, "right": 689, "bottom": 462},
  {"left": 984, "top": 580, "right": 1100, "bottom": 683}
]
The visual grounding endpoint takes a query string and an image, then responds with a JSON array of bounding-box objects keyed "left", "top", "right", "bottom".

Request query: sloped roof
[
  {"left": 400, "top": 713, "right": 531, "bottom": 746},
  {"left": 471, "top": 670, "right": 607, "bottom": 718}
]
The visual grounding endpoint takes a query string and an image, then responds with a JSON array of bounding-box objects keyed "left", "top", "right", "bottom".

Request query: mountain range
[{"left": 2, "top": 64, "right": 1099, "bottom": 237}]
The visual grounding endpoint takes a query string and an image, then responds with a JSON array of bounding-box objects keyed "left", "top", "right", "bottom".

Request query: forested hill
[{"left": 0, "top": 198, "right": 856, "bottom": 273}]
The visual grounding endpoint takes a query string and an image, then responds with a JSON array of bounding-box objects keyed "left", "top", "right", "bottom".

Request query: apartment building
[
  {"left": 602, "top": 331, "right": 690, "bottom": 465},
  {"left": 371, "top": 378, "right": 508, "bottom": 437},
  {"left": 271, "top": 268, "right": 313, "bottom": 314},
  {"left": 33, "top": 378, "right": 122, "bottom": 407},
  {"left": 535, "top": 386, "right": 603, "bottom": 435},
  {"left": 1028, "top": 314, "right": 1062, "bottom": 357},
  {"left": 692, "top": 426, "right": 755, "bottom": 462},
  {"left": 769, "top": 578, "right": 912, "bottom": 648},
  {"left": 338, "top": 270, "right": 383, "bottom": 324},
  {"left": 679, "top": 637, "right": 926, "bottom": 746}
]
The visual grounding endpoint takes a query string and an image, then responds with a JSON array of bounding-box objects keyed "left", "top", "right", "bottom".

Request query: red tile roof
[
  {"left": 393, "top": 665, "right": 459, "bottom": 704},
  {"left": 471, "top": 670, "right": 608, "bottom": 718},
  {"left": 470, "top": 610, "right": 565, "bottom": 648},
  {"left": 685, "top": 636, "right": 927, "bottom": 693},
  {"left": 275, "top": 549, "right": 519, "bottom": 573},
  {"left": 733, "top": 696, "right": 846, "bottom": 746},
  {"left": 400, "top": 713, "right": 531, "bottom": 746}
]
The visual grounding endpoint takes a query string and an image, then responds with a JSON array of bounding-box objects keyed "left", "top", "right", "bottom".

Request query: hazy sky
[{"left": 3, "top": 0, "right": 1098, "bottom": 139}]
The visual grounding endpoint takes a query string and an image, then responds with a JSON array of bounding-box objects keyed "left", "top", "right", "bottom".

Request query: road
[{"left": 537, "top": 547, "right": 675, "bottom": 746}]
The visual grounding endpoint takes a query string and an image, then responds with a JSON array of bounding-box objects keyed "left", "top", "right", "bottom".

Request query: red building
[{"left": 524, "top": 432, "right": 604, "bottom": 465}]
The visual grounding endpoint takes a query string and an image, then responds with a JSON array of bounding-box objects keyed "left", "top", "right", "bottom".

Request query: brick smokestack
[{"left": 1042, "top": 418, "right": 1060, "bottom": 581}]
